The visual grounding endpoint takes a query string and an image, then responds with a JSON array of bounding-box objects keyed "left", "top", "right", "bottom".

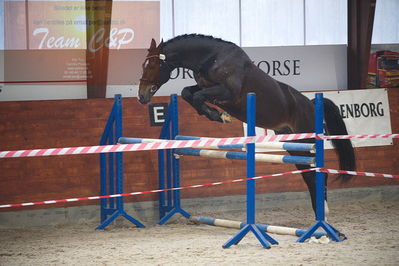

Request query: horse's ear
[
  {"left": 150, "top": 38, "right": 157, "bottom": 50},
  {"left": 157, "top": 39, "right": 164, "bottom": 50}
]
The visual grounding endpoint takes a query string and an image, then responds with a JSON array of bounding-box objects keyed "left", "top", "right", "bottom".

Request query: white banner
[
  {"left": 0, "top": 44, "right": 346, "bottom": 100},
  {"left": 304, "top": 89, "right": 392, "bottom": 148},
  {"left": 245, "top": 89, "right": 392, "bottom": 149},
  {"left": 153, "top": 44, "right": 347, "bottom": 97}
]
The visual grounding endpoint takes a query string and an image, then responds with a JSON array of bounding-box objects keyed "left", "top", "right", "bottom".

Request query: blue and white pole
[
  {"left": 190, "top": 216, "right": 327, "bottom": 238},
  {"left": 174, "top": 148, "right": 315, "bottom": 165}
]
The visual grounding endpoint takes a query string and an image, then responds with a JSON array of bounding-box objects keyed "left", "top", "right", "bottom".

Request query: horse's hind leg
[{"left": 275, "top": 127, "right": 328, "bottom": 219}]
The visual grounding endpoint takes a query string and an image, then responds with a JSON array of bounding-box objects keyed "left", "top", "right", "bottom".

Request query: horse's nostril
[{"left": 138, "top": 94, "right": 147, "bottom": 104}]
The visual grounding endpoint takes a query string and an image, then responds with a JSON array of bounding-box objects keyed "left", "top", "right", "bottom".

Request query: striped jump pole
[
  {"left": 175, "top": 135, "right": 315, "bottom": 152},
  {"left": 189, "top": 216, "right": 326, "bottom": 238},
  {"left": 119, "top": 136, "right": 315, "bottom": 153},
  {"left": 174, "top": 148, "right": 315, "bottom": 165}
]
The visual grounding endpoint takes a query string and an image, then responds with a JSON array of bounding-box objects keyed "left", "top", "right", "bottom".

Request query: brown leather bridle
[{"left": 139, "top": 54, "right": 166, "bottom": 84}]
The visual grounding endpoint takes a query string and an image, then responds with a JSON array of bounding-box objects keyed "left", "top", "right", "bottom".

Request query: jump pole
[
  {"left": 118, "top": 136, "right": 315, "bottom": 153},
  {"left": 174, "top": 148, "right": 315, "bottom": 165},
  {"left": 189, "top": 216, "right": 327, "bottom": 238}
]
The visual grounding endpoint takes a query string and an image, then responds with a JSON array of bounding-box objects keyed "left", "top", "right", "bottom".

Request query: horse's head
[{"left": 138, "top": 39, "right": 169, "bottom": 104}]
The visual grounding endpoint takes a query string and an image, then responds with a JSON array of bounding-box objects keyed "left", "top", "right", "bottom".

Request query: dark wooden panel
[
  {"left": 0, "top": 89, "right": 398, "bottom": 212},
  {"left": 347, "top": 0, "right": 376, "bottom": 89}
]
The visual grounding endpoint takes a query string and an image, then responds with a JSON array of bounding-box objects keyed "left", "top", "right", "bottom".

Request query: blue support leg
[
  {"left": 223, "top": 224, "right": 252, "bottom": 248},
  {"left": 121, "top": 211, "right": 146, "bottom": 228}
]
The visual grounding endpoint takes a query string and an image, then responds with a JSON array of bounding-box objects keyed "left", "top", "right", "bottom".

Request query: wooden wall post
[
  {"left": 85, "top": 0, "right": 113, "bottom": 98},
  {"left": 347, "top": 0, "right": 376, "bottom": 90}
]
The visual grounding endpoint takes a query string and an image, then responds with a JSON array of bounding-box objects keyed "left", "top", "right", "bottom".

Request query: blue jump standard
[
  {"left": 223, "top": 93, "right": 278, "bottom": 249},
  {"left": 297, "top": 93, "right": 343, "bottom": 243},
  {"left": 157, "top": 93, "right": 191, "bottom": 225},
  {"left": 97, "top": 94, "right": 145, "bottom": 230}
]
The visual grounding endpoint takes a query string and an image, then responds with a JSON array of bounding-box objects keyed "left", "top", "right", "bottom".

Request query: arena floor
[{"left": 1, "top": 199, "right": 398, "bottom": 265}]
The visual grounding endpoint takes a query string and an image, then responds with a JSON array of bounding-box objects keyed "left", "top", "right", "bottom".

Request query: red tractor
[{"left": 368, "top": 50, "right": 399, "bottom": 88}]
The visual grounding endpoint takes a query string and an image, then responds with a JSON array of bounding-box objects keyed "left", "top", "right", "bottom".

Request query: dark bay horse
[{"left": 138, "top": 34, "right": 356, "bottom": 217}]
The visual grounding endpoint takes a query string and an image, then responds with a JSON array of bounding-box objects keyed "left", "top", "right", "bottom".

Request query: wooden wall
[{"left": 0, "top": 89, "right": 398, "bottom": 212}]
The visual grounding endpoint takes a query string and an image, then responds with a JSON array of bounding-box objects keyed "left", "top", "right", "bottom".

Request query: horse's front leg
[
  {"left": 181, "top": 85, "right": 205, "bottom": 115},
  {"left": 190, "top": 84, "right": 233, "bottom": 123}
]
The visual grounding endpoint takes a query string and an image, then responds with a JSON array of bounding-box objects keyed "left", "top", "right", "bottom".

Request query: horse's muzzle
[
  {"left": 138, "top": 85, "right": 158, "bottom": 104},
  {"left": 138, "top": 94, "right": 149, "bottom": 104}
]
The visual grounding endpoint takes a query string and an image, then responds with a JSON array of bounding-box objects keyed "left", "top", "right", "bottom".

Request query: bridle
[{"left": 139, "top": 53, "right": 167, "bottom": 84}]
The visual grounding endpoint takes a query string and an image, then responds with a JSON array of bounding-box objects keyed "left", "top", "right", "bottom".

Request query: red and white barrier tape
[
  {"left": 317, "top": 133, "right": 399, "bottom": 140},
  {"left": 1, "top": 133, "right": 398, "bottom": 159},
  {"left": 0, "top": 168, "right": 316, "bottom": 209},
  {"left": 0, "top": 133, "right": 315, "bottom": 159},
  {"left": 1, "top": 167, "right": 398, "bottom": 209},
  {"left": 318, "top": 168, "right": 399, "bottom": 179}
]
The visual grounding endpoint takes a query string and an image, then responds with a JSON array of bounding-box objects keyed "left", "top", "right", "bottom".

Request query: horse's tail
[{"left": 314, "top": 98, "right": 356, "bottom": 182}]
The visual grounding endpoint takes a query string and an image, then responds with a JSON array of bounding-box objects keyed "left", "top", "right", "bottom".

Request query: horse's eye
[{"left": 150, "top": 86, "right": 157, "bottom": 93}]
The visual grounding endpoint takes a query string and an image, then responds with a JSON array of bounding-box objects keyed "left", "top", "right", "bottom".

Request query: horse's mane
[{"left": 160, "top": 34, "right": 236, "bottom": 49}]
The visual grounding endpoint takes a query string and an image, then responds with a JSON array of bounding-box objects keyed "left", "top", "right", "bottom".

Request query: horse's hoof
[
  {"left": 338, "top": 232, "right": 347, "bottom": 241},
  {"left": 220, "top": 112, "right": 232, "bottom": 123}
]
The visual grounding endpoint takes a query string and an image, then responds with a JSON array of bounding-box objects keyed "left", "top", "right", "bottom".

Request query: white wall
[
  {"left": 372, "top": 0, "right": 399, "bottom": 44},
  {"left": 305, "top": 0, "right": 347, "bottom": 45},
  {"left": 241, "top": 0, "right": 304, "bottom": 46},
  {"left": 159, "top": 0, "right": 398, "bottom": 46},
  {"left": 174, "top": 0, "right": 240, "bottom": 44}
]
